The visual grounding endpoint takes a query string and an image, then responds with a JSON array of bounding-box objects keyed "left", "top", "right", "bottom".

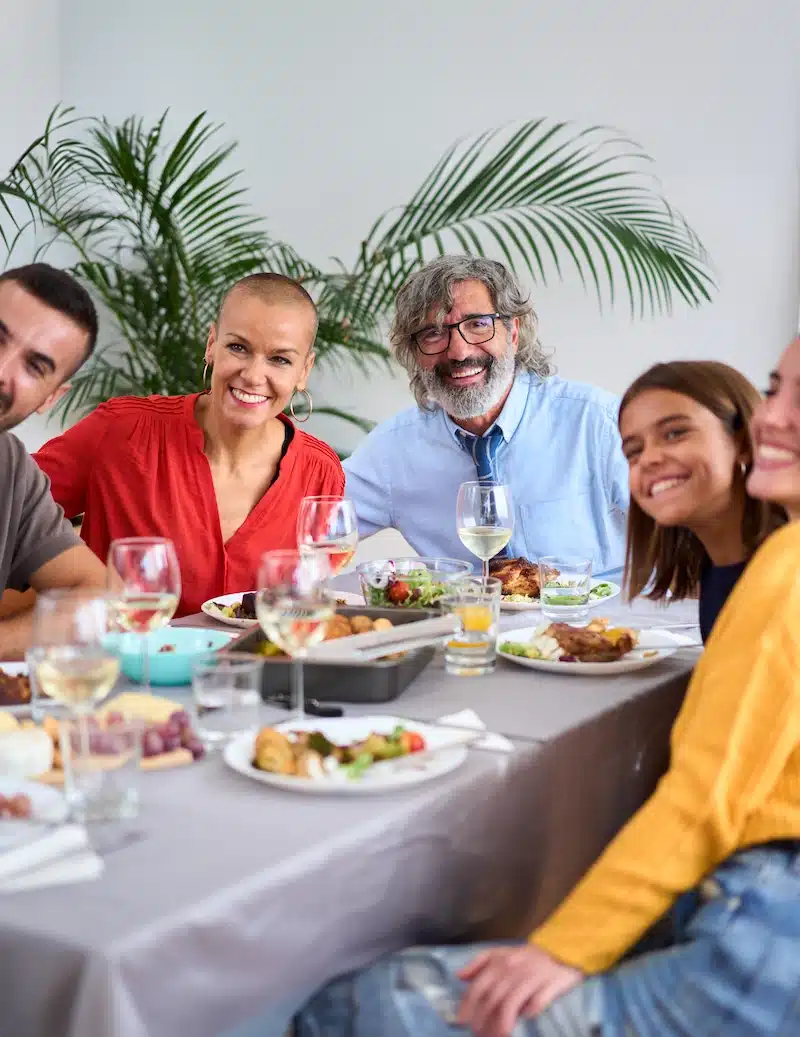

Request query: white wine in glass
[
  {"left": 456, "top": 481, "right": 514, "bottom": 580},
  {"left": 107, "top": 537, "right": 181, "bottom": 693},
  {"left": 256, "top": 550, "right": 334, "bottom": 718},
  {"left": 297, "top": 496, "right": 359, "bottom": 576},
  {"left": 34, "top": 648, "right": 120, "bottom": 711},
  {"left": 29, "top": 590, "right": 121, "bottom": 716}
]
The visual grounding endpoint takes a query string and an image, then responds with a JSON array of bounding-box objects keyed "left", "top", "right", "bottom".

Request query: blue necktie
[{"left": 457, "top": 426, "right": 509, "bottom": 558}]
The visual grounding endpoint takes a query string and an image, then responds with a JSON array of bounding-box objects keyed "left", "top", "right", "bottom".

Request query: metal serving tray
[{"left": 219, "top": 606, "right": 436, "bottom": 704}]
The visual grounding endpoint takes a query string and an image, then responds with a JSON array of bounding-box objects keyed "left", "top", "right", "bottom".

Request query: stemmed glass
[
  {"left": 456, "top": 481, "right": 514, "bottom": 581},
  {"left": 255, "top": 550, "right": 334, "bottom": 719},
  {"left": 297, "top": 496, "right": 359, "bottom": 576},
  {"left": 29, "top": 590, "right": 121, "bottom": 717},
  {"left": 106, "top": 537, "right": 181, "bottom": 694}
]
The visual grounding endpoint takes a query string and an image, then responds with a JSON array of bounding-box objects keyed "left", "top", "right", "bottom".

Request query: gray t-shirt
[{"left": 0, "top": 432, "right": 81, "bottom": 594}]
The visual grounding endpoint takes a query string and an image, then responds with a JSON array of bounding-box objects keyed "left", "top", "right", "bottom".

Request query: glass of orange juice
[{"left": 441, "top": 577, "right": 502, "bottom": 676}]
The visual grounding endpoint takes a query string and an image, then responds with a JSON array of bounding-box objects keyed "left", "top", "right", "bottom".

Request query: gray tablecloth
[{"left": 0, "top": 597, "right": 698, "bottom": 1037}]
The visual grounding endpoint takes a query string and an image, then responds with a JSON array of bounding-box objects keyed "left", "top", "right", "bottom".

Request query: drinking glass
[
  {"left": 192, "top": 657, "right": 263, "bottom": 748},
  {"left": 28, "top": 590, "right": 121, "bottom": 720},
  {"left": 107, "top": 537, "right": 181, "bottom": 694},
  {"left": 255, "top": 550, "right": 334, "bottom": 719},
  {"left": 297, "top": 496, "right": 359, "bottom": 575},
  {"left": 456, "top": 481, "right": 513, "bottom": 580},
  {"left": 441, "top": 576, "right": 502, "bottom": 676},
  {"left": 59, "top": 715, "right": 143, "bottom": 822},
  {"left": 538, "top": 556, "right": 593, "bottom": 625}
]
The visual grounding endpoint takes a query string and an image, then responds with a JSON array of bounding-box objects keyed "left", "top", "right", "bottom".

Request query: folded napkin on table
[
  {"left": 0, "top": 824, "right": 104, "bottom": 893},
  {"left": 436, "top": 709, "right": 514, "bottom": 753}
]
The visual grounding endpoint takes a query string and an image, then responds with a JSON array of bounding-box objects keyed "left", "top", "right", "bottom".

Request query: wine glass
[
  {"left": 106, "top": 537, "right": 182, "bottom": 694},
  {"left": 456, "top": 481, "right": 514, "bottom": 581},
  {"left": 297, "top": 496, "right": 359, "bottom": 576},
  {"left": 255, "top": 549, "right": 334, "bottom": 719},
  {"left": 29, "top": 590, "right": 121, "bottom": 717}
]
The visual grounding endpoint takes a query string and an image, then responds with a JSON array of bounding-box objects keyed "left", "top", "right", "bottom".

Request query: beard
[{"left": 418, "top": 346, "right": 516, "bottom": 419}]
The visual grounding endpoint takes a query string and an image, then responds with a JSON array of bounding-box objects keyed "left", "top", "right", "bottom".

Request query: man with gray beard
[{"left": 343, "top": 255, "right": 629, "bottom": 577}]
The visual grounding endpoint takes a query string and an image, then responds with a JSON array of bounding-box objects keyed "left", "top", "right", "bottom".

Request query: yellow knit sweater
[{"left": 531, "top": 520, "right": 800, "bottom": 973}]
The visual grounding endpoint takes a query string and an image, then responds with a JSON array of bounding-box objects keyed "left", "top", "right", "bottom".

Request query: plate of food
[
  {"left": 0, "top": 662, "right": 33, "bottom": 709},
  {"left": 0, "top": 777, "right": 68, "bottom": 854},
  {"left": 357, "top": 557, "right": 473, "bottom": 610},
  {"left": 498, "top": 619, "right": 694, "bottom": 675},
  {"left": 490, "top": 557, "right": 620, "bottom": 611},
  {"left": 201, "top": 592, "right": 259, "bottom": 629},
  {"left": 203, "top": 590, "right": 366, "bottom": 628},
  {"left": 223, "top": 715, "right": 476, "bottom": 795}
]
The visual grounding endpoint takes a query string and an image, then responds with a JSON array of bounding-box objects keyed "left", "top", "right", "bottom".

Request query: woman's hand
[{"left": 456, "top": 944, "right": 583, "bottom": 1037}]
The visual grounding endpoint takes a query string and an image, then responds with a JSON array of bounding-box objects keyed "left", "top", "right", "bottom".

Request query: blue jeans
[{"left": 294, "top": 844, "right": 800, "bottom": 1036}]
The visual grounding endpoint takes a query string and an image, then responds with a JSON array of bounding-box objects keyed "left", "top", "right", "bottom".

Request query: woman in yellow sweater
[{"left": 295, "top": 337, "right": 800, "bottom": 1037}]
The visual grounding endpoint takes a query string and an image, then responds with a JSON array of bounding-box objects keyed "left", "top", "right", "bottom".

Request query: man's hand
[
  {"left": 457, "top": 944, "right": 583, "bottom": 1037},
  {"left": 0, "top": 545, "right": 107, "bottom": 660}
]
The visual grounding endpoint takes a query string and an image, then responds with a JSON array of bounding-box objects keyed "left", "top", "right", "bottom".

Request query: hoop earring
[
  {"left": 289, "top": 388, "right": 312, "bottom": 423},
  {"left": 202, "top": 363, "right": 211, "bottom": 392}
]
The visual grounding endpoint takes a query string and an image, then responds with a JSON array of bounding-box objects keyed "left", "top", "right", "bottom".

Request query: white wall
[
  {"left": 10, "top": 0, "right": 800, "bottom": 452},
  {"left": 0, "top": 0, "right": 63, "bottom": 449}
]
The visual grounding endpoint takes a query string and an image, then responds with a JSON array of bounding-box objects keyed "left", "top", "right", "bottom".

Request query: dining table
[{"left": 0, "top": 594, "right": 700, "bottom": 1037}]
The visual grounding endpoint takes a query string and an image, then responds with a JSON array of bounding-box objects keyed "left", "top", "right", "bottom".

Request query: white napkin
[
  {"left": 0, "top": 824, "right": 104, "bottom": 893},
  {"left": 437, "top": 709, "right": 514, "bottom": 753}
]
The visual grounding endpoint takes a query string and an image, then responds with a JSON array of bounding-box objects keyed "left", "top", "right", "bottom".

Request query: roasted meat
[
  {"left": 0, "top": 669, "right": 32, "bottom": 706},
  {"left": 545, "top": 623, "right": 636, "bottom": 663},
  {"left": 489, "top": 557, "right": 559, "bottom": 598}
]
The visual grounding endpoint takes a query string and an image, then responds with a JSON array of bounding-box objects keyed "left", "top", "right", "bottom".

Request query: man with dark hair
[
  {"left": 0, "top": 263, "right": 106, "bottom": 658},
  {"left": 0, "top": 263, "right": 98, "bottom": 432}
]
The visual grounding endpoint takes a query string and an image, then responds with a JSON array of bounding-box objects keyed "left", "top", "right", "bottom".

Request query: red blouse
[{"left": 34, "top": 394, "right": 345, "bottom": 617}]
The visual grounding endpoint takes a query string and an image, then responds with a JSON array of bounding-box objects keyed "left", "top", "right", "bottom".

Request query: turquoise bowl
[{"left": 105, "top": 627, "right": 235, "bottom": 686}]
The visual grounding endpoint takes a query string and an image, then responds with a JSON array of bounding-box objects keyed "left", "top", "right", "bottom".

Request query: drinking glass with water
[
  {"left": 538, "top": 556, "right": 593, "bottom": 624},
  {"left": 60, "top": 715, "right": 143, "bottom": 822},
  {"left": 192, "top": 656, "right": 263, "bottom": 748}
]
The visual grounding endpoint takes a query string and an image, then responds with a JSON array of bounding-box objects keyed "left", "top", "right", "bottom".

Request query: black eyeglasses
[{"left": 411, "top": 313, "right": 506, "bottom": 356}]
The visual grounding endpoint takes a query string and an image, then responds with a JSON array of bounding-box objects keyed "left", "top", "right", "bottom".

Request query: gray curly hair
[{"left": 390, "top": 254, "right": 553, "bottom": 409}]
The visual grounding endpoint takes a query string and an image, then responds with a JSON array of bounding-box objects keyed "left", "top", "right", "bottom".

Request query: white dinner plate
[
  {"left": 223, "top": 715, "right": 472, "bottom": 795},
  {"left": 200, "top": 593, "right": 259, "bottom": 629},
  {"left": 499, "top": 579, "right": 621, "bottom": 612},
  {"left": 0, "top": 778, "right": 67, "bottom": 854},
  {"left": 202, "top": 590, "right": 366, "bottom": 628},
  {"left": 498, "top": 627, "right": 697, "bottom": 676}
]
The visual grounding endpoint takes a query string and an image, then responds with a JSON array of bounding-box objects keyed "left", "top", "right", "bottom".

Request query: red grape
[
  {"left": 169, "top": 710, "right": 190, "bottom": 729},
  {"left": 185, "top": 738, "right": 205, "bottom": 760},
  {"left": 143, "top": 730, "right": 164, "bottom": 757},
  {"left": 162, "top": 733, "right": 181, "bottom": 752}
]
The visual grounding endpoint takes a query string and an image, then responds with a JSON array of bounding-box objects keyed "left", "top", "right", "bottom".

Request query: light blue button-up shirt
[{"left": 344, "top": 372, "right": 629, "bottom": 578}]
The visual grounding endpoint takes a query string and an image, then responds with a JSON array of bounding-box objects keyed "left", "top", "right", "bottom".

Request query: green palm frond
[
  {"left": 0, "top": 109, "right": 715, "bottom": 450},
  {"left": 343, "top": 119, "right": 714, "bottom": 321}
]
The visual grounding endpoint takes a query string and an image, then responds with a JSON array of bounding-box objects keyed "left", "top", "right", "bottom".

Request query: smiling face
[
  {"left": 0, "top": 281, "right": 89, "bottom": 432},
  {"left": 748, "top": 337, "right": 800, "bottom": 517},
  {"left": 414, "top": 280, "right": 519, "bottom": 419},
  {"left": 204, "top": 289, "right": 316, "bottom": 431},
  {"left": 620, "top": 388, "right": 747, "bottom": 531}
]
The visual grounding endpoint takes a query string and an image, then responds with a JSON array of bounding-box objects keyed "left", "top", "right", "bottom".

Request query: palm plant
[{"left": 0, "top": 107, "right": 714, "bottom": 442}]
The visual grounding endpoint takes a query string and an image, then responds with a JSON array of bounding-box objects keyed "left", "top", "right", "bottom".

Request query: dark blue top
[{"left": 699, "top": 560, "right": 747, "bottom": 643}]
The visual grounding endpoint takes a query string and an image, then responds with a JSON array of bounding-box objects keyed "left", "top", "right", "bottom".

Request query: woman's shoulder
[
  {"left": 291, "top": 426, "right": 343, "bottom": 472},
  {"left": 748, "top": 521, "right": 800, "bottom": 573},
  {"left": 98, "top": 393, "right": 192, "bottom": 419}
]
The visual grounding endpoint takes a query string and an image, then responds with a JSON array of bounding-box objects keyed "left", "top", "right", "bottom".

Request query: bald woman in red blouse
[{"left": 34, "top": 274, "right": 344, "bottom": 616}]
